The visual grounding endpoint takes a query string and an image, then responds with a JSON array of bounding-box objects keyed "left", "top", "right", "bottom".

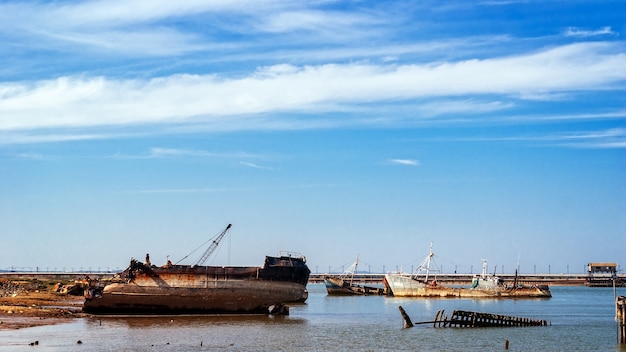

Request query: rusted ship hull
[
  {"left": 84, "top": 281, "right": 306, "bottom": 314},
  {"left": 84, "top": 255, "right": 310, "bottom": 314},
  {"left": 384, "top": 274, "right": 551, "bottom": 298},
  {"left": 324, "top": 276, "right": 386, "bottom": 295}
]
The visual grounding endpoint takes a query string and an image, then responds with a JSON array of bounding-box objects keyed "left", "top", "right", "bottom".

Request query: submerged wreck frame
[{"left": 399, "top": 305, "right": 549, "bottom": 329}]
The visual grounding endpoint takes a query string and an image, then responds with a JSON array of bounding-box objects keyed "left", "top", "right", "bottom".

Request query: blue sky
[{"left": 1, "top": 0, "right": 625, "bottom": 275}]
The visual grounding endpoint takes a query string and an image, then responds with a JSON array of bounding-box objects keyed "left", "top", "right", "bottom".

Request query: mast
[
  {"left": 481, "top": 259, "right": 488, "bottom": 278},
  {"left": 349, "top": 254, "right": 359, "bottom": 285},
  {"left": 514, "top": 254, "right": 520, "bottom": 287},
  {"left": 425, "top": 243, "right": 433, "bottom": 283},
  {"left": 413, "top": 242, "right": 435, "bottom": 283}
]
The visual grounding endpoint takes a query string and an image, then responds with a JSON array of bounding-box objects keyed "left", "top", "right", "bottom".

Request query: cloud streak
[
  {"left": 564, "top": 26, "right": 616, "bottom": 38},
  {"left": 1, "top": 42, "right": 624, "bottom": 135},
  {"left": 240, "top": 161, "right": 272, "bottom": 170},
  {"left": 0, "top": 0, "right": 387, "bottom": 57},
  {"left": 108, "top": 147, "right": 265, "bottom": 159},
  {"left": 425, "top": 128, "right": 626, "bottom": 149},
  {"left": 390, "top": 159, "right": 420, "bottom": 166}
]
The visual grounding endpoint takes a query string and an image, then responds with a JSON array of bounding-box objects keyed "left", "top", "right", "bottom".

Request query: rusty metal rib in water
[{"left": 398, "top": 305, "right": 549, "bottom": 328}]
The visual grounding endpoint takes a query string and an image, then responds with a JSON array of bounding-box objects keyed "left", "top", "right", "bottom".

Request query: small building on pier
[{"left": 586, "top": 262, "right": 619, "bottom": 287}]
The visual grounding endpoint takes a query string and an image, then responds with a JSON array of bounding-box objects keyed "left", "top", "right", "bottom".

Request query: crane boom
[{"left": 196, "top": 224, "right": 232, "bottom": 266}]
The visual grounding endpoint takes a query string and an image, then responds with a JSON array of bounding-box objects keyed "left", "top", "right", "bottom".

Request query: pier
[
  {"left": 1, "top": 272, "right": 624, "bottom": 287},
  {"left": 310, "top": 273, "right": 625, "bottom": 286}
]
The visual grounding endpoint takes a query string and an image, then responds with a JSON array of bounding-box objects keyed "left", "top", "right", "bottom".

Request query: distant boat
[
  {"left": 324, "top": 255, "right": 386, "bottom": 295},
  {"left": 83, "top": 224, "right": 311, "bottom": 314},
  {"left": 384, "top": 244, "right": 551, "bottom": 298}
]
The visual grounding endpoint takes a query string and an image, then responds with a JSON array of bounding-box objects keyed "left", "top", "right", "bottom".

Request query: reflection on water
[
  {"left": 87, "top": 313, "right": 307, "bottom": 329},
  {"left": 0, "top": 284, "right": 625, "bottom": 351}
]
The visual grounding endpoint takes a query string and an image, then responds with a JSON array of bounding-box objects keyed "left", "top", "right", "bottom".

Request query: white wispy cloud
[
  {"left": 126, "top": 187, "right": 227, "bottom": 194},
  {"left": 564, "top": 26, "right": 615, "bottom": 38},
  {"left": 149, "top": 147, "right": 216, "bottom": 158},
  {"left": 389, "top": 159, "right": 420, "bottom": 166},
  {"left": 0, "top": 131, "right": 117, "bottom": 145},
  {"left": 44, "top": 29, "right": 206, "bottom": 56},
  {"left": 14, "top": 153, "right": 44, "bottom": 160},
  {"left": 257, "top": 9, "right": 382, "bottom": 39},
  {"left": 240, "top": 161, "right": 272, "bottom": 170},
  {"left": 504, "top": 110, "right": 626, "bottom": 123},
  {"left": 413, "top": 100, "right": 514, "bottom": 118},
  {"left": 431, "top": 128, "right": 626, "bottom": 149},
  {"left": 122, "top": 182, "right": 342, "bottom": 194},
  {"left": 148, "top": 148, "right": 267, "bottom": 159},
  {"left": 1, "top": 42, "right": 624, "bottom": 135},
  {"left": 0, "top": 0, "right": 387, "bottom": 56},
  {"left": 1, "top": 1, "right": 205, "bottom": 56},
  {"left": 554, "top": 128, "right": 626, "bottom": 149}
]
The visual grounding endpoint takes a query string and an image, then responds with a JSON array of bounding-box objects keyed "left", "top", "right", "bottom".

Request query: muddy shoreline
[{"left": 0, "top": 279, "right": 86, "bottom": 330}]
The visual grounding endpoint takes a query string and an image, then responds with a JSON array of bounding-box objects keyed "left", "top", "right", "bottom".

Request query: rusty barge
[
  {"left": 83, "top": 254, "right": 310, "bottom": 314},
  {"left": 83, "top": 224, "right": 311, "bottom": 314}
]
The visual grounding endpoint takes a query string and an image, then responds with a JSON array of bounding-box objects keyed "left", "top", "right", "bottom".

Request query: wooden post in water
[
  {"left": 617, "top": 296, "right": 626, "bottom": 344},
  {"left": 398, "top": 306, "right": 413, "bottom": 328}
]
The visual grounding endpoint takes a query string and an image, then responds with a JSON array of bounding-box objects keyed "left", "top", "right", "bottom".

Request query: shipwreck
[
  {"left": 83, "top": 224, "right": 311, "bottom": 314},
  {"left": 385, "top": 244, "right": 551, "bottom": 298}
]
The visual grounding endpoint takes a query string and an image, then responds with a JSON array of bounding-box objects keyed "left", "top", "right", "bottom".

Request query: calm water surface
[{"left": 1, "top": 284, "right": 625, "bottom": 351}]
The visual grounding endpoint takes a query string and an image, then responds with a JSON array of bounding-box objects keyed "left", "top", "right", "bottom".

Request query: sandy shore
[{"left": 0, "top": 290, "right": 86, "bottom": 330}]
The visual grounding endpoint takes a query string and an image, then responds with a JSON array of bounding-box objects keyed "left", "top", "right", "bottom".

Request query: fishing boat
[
  {"left": 83, "top": 224, "right": 311, "bottom": 314},
  {"left": 468, "top": 259, "right": 551, "bottom": 297},
  {"left": 323, "top": 255, "right": 386, "bottom": 295},
  {"left": 384, "top": 244, "right": 551, "bottom": 298}
]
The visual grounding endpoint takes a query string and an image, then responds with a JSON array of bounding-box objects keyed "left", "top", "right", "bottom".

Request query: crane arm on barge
[
  {"left": 174, "top": 223, "right": 233, "bottom": 266},
  {"left": 195, "top": 223, "right": 232, "bottom": 266}
]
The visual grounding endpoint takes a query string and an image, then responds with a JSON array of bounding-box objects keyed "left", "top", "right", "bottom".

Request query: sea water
[{"left": 1, "top": 284, "right": 625, "bottom": 351}]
